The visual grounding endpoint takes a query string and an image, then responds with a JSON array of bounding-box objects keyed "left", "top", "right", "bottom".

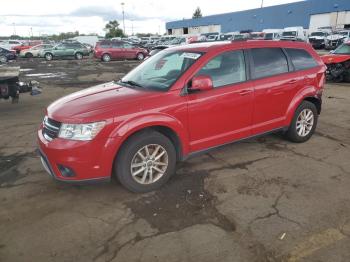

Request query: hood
[
  {"left": 309, "top": 36, "right": 325, "bottom": 40},
  {"left": 47, "top": 82, "right": 161, "bottom": 123},
  {"left": 321, "top": 54, "right": 350, "bottom": 64},
  {"left": 327, "top": 35, "right": 345, "bottom": 41}
]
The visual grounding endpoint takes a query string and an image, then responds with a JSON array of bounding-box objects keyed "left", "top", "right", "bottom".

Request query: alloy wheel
[
  {"left": 130, "top": 144, "right": 168, "bottom": 185},
  {"left": 296, "top": 109, "right": 314, "bottom": 137}
]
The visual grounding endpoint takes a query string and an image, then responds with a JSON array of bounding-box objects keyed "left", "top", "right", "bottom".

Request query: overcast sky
[{"left": 0, "top": 0, "right": 302, "bottom": 36}]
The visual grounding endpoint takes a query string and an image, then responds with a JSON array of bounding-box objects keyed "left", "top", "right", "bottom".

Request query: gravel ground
[{"left": 0, "top": 58, "right": 350, "bottom": 262}]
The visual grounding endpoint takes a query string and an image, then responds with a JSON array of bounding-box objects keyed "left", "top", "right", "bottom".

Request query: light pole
[
  {"left": 261, "top": 0, "right": 264, "bottom": 8},
  {"left": 121, "top": 2, "right": 126, "bottom": 36}
]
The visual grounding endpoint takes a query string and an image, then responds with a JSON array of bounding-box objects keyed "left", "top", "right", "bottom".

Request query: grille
[{"left": 42, "top": 117, "right": 61, "bottom": 141}]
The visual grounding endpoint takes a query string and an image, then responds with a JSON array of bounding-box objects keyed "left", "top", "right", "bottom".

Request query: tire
[
  {"left": 136, "top": 53, "right": 145, "bottom": 61},
  {"left": 75, "top": 52, "right": 83, "bottom": 60},
  {"left": 25, "top": 52, "right": 33, "bottom": 58},
  {"left": 102, "top": 54, "right": 111, "bottom": 62},
  {"left": 115, "top": 130, "right": 177, "bottom": 193},
  {"left": 0, "top": 56, "right": 7, "bottom": 63},
  {"left": 285, "top": 101, "right": 318, "bottom": 143},
  {"left": 45, "top": 53, "right": 53, "bottom": 61}
]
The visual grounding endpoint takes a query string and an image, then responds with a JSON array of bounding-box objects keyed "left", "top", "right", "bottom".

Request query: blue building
[{"left": 166, "top": 0, "right": 350, "bottom": 35}]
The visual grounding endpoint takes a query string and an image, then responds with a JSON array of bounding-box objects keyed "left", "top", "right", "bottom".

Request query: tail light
[{"left": 0, "top": 84, "right": 9, "bottom": 97}]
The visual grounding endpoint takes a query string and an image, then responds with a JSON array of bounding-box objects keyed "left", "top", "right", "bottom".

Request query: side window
[
  {"left": 112, "top": 42, "right": 122, "bottom": 48},
  {"left": 196, "top": 50, "right": 246, "bottom": 88},
  {"left": 285, "top": 48, "right": 318, "bottom": 71},
  {"left": 251, "top": 48, "right": 289, "bottom": 79}
]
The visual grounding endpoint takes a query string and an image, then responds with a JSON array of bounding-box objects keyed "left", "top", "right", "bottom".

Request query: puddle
[
  {"left": 126, "top": 166, "right": 235, "bottom": 234},
  {"left": 25, "top": 72, "right": 67, "bottom": 79}
]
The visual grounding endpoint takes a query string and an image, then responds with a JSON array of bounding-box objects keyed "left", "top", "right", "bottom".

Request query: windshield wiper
[{"left": 117, "top": 80, "right": 144, "bottom": 88}]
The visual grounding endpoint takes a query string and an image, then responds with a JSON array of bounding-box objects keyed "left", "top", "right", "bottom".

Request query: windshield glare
[
  {"left": 334, "top": 44, "right": 350, "bottom": 54},
  {"left": 121, "top": 50, "right": 202, "bottom": 91}
]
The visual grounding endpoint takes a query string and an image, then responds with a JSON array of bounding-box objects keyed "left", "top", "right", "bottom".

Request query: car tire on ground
[
  {"left": 115, "top": 130, "right": 177, "bottom": 193},
  {"left": 75, "top": 52, "right": 83, "bottom": 60},
  {"left": 0, "top": 56, "right": 7, "bottom": 63},
  {"left": 102, "top": 54, "right": 111, "bottom": 62},
  {"left": 136, "top": 53, "right": 145, "bottom": 61},
  {"left": 25, "top": 53, "right": 33, "bottom": 58},
  {"left": 45, "top": 53, "right": 53, "bottom": 61},
  {"left": 285, "top": 101, "right": 318, "bottom": 143}
]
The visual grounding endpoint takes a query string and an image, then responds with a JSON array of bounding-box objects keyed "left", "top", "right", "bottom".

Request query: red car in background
[
  {"left": 94, "top": 40, "right": 148, "bottom": 62},
  {"left": 13, "top": 40, "right": 43, "bottom": 54}
]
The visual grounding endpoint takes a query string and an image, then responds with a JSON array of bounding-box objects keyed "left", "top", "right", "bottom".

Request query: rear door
[
  {"left": 111, "top": 42, "right": 124, "bottom": 59},
  {"left": 249, "top": 47, "right": 301, "bottom": 135}
]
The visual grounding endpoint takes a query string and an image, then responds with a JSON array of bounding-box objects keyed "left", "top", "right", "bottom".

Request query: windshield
[
  {"left": 282, "top": 31, "right": 297, "bottom": 37},
  {"left": 311, "top": 32, "right": 325, "bottom": 36},
  {"left": 264, "top": 33, "right": 274, "bottom": 40},
  {"left": 334, "top": 44, "right": 350, "bottom": 54},
  {"left": 121, "top": 50, "right": 203, "bottom": 91},
  {"left": 340, "top": 32, "right": 349, "bottom": 36}
]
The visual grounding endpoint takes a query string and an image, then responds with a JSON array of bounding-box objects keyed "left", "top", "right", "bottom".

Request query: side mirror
[{"left": 190, "top": 75, "right": 213, "bottom": 92}]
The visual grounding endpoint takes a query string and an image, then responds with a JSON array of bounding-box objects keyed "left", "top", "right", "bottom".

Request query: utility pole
[
  {"left": 121, "top": 2, "right": 126, "bottom": 36},
  {"left": 261, "top": 0, "right": 264, "bottom": 8},
  {"left": 13, "top": 23, "right": 16, "bottom": 36}
]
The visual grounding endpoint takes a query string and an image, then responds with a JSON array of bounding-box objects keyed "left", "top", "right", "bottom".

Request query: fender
[
  {"left": 284, "top": 86, "right": 319, "bottom": 126},
  {"left": 321, "top": 54, "right": 350, "bottom": 65},
  {"left": 109, "top": 112, "right": 190, "bottom": 157}
]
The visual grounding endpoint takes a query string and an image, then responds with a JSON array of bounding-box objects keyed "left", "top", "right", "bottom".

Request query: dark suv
[
  {"left": 38, "top": 40, "right": 326, "bottom": 192},
  {"left": 39, "top": 42, "right": 90, "bottom": 61}
]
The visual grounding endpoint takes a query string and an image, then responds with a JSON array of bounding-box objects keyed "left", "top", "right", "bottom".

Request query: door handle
[
  {"left": 287, "top": 79, "right": 298, "bottom": 84},
  {"left": 239, "top": 89, "right": 253, "bottom": 96}
]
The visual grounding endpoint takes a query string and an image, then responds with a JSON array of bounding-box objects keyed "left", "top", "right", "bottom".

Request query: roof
[{"left": 166, "top": 40, "right": 313, "bottom": 53}]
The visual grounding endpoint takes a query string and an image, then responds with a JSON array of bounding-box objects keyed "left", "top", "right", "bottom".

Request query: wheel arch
[{"left": 285, "top": 86, "right": 321, "bottom": 126}]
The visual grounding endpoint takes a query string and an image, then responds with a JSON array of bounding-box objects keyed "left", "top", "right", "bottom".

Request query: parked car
[
  {"left": 308, "top": 31, "right": 329, "bottom": 49},
  {"left": 94, "top": 40, "right": 148, "bottom": 62},
  {"left": 0, "top": 47, "right": 17, "bottom": 63},
  {"left": 13, "top": 40, "right": 43, "bottom": 54},
  {"left": 19, "top": 44, "right": 54, "bottom": 58},
  {"left": 281, "top": 27, "right": 308, "bottom": 42},
  {"left": 38, "top": 40, "right": 326, "bottom": 192},
  {"left": 0, "top": 40, "right": 23, "bottom": 51},
  {"left": 39, "top": 42, "right": 90, "bottom": 61},
  {"left": 322, "top": 41, "right": 350, "bottom": 82},
  {"left": 263, "top": 29, "right": 283, "bottom": 40},
  {"left": 325, "top": 31, "right": 350, "bottom": 50}
]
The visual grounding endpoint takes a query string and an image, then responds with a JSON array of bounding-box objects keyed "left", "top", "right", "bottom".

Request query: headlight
[{"left": 58, "top": 121, "right": 105, "bottom": 141}]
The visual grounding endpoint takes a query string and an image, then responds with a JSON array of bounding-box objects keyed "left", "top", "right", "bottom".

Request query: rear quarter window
[
  {"left": 285, "top": 48, "right": 318, "bottom": 71},
  {"left": 251, "top": 48, "right": 289, "bottom": 79}
]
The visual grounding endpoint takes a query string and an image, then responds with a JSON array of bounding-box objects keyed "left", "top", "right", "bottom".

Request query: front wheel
[
  {"left": 0, "top": 56, "right": 7, "bottom": 63},
  {"left": 285, "top": 101, "right": 318, "bottom": 143},
  {"left": 136, "top": 53, "right": 145, "bottom": 61},
  {"left": 75, "top": 52, "right": 83, "bottom": 60},
  {"left": 115, "top": 130, "right": 176, "bottom": 193},
  {"left": 102, "top": 54, "right": 111, "bottom": 62}
]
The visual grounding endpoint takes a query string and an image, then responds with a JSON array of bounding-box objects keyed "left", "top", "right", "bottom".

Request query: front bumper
[{"left": 37, "top": 128, "right": 121, "bottom": 183}]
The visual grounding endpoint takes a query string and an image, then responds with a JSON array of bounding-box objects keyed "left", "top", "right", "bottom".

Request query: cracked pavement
[{"left": 1, "top": 59, "right": 350, "bottom": 262}]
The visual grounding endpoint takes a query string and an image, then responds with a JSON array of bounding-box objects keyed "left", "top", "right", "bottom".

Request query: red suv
[
  {"left": 38, "top": 40, "right": 326, "bottom": 192},
  {"left": 94, "top": 40, "right": 148, "bottom": 62}
]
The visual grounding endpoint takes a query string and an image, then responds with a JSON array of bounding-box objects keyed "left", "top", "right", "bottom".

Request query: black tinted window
[
  {"left": 197, "top": 50, "right": 246, "bottom": 88},
  {"left": 112, "top": 42, "right": 122, "bottom": 48},
  {"left": 251, "top": 48, "right": 289, "bottom": 79},
  {"left": 286, "top": 48, "right": 318, "bottom": 71}
]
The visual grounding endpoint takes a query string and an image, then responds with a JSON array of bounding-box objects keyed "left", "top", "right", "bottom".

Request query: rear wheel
[
  {"left": 115, "top": 130, "right": 176, "bottom": 193},
  {"left": 102, "top": 54, "right": 111, "bottom": 62},
  {"left": 25, "top": 52, "right": 33, "bottom": 58},
  {"left": 45, "top": 53, "right": 53, "bottom": 61},
  {"left": 0, "top": 56, "right": 7, "bottom": 63},
  {"left": 285, "top": 101, "right": 318, "bottom": 143}
]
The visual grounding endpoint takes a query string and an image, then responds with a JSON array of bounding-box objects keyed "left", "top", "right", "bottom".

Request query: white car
[
  {"left": 19, "top": 44, "right": 54, "bottom": 58},
  {"left": 0, "top": 40, "right": 23, "bottom": 50},
  {"left": 281, "top": 27, "right": 308, "bottom": 42},
  {"left": 325, "top": 31, "right": 350, "bottom": 49}
]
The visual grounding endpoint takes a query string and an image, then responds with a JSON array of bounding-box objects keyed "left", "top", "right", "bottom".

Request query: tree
[
  {"left": 192, "top": 7, "right": 202, "bottom": 19},
  {"left": 104, "top": 20, "right": 124, "bottom": 38}
]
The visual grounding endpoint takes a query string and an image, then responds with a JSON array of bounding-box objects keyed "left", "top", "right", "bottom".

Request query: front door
[{"left": 187, "top": 50, "right": 254, "bottom": 152}]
